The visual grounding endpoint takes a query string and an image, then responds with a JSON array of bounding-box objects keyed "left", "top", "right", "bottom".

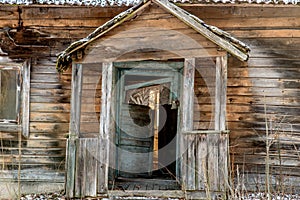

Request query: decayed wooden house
[{"left": 0, "top": 0, "right": 299, "bottom": 198}]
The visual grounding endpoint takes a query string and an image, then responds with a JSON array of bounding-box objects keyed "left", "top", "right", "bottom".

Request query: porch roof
[
  {"left": 56, "top": 0, "right": 251, "bottom": 72},
  {"left": 1, "top": 0, "right": 299, "bottom": 6}
]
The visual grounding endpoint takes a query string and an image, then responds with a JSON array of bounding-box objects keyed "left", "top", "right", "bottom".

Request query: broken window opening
[{"left": 0, "top": 66, "right": 21, "bottom": 123}]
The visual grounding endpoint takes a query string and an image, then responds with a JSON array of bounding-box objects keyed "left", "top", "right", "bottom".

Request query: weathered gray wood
[
  {"left": 118, "top": 104, "right": 153, "bottom": 176},
  {"left": 69, "top": 63, "right": 83, "bottom": 138},
  {"left": 65, "top": 138, "right": 76, "bottom": 198},
  {"left": 22, "top": 59, "right": 31, "bottom": 138},
  {"left": 75, "top": 139, "right": 85, "bottom": 197},
  {"left": 196, "top": 134, "right": 207, "bottom": 190},
  {"left": 65, "top": 63, "right": 83, "bottom": 198},
  {"left": 186, "top": 135, "right": 196, "bottom": 190},
  {"left": 180, "top": 58, "right": 195, "bottom": 189},
  {"left": 0, "top": 124, "right": 21, "bottom": 132},
  {"left": 56, "top": 0, "right": 151, "bottom": 71},
  {"left": 154, "top": 0, "right": 249, "bottom": 61},
  {"left": 218, "top": 55, "right": 228, "bottom": 191},
  {"left": 85, "top": 138, "right": 98, "bottom": 196},
  {"left": 207, "top": 134, "right": 219, "bottom": 191},
  {"left": 98, "top": 62, "right": 113, "bottom": 193},
  {"left": 215, "top": 57, "right": 221, "bottom": 131}
]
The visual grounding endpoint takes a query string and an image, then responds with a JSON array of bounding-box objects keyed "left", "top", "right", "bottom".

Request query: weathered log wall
[
  {"left": 0, "top": 5, "right": 126, "bottom": 196},
  {"left": 183, "top": 4, "right": 300, "bottom": 192},
  {"left": 0, "top": 3, "right": 299, "bottom": 196}
]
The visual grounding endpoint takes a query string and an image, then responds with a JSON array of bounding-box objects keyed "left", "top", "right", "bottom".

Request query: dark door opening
[{"left": 110, "top": 61, "right": 182, "bottom": 190}]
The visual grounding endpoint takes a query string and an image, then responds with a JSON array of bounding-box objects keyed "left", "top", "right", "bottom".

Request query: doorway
[{"left": 111, "top": 61, "right": 182, "bottom": 190}]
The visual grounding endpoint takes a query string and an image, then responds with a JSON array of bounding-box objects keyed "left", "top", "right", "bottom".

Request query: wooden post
[
  {"left": 22, "top": 59, "right": 30, "bottom": 137},
  {"left": 219, "top": 55, "right": 228, "bottom": 192},
  {"left": 181, "top": 58, "right": 195, "bottom": 190},
  {"left": 65, "top": 63, "right": 82, "bottom": 198},
  {"left": 211, "top": 55, "right": 229, "bottom": 192},
  {"left": 98, "top": 62, "right": 113, "bottom": 193}
]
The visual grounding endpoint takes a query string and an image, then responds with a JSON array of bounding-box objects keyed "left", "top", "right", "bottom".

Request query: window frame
[
  {"left": 0, "top": 65, "right": 22, "bottom": 123},
  {"left": 0, "top": 60, "right": 30, "bottom": 137}
]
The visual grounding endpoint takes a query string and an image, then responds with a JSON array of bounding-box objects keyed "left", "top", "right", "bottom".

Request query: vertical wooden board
[
  {"left": 182, "top": 58, "right": 195, "bottom": 131},
  {"left": 219, "top": 55, "right": 228, "bottom": 191},
  {"left": 98, "top": 62, "right": 112, "bottom": 193},
  {"left": 215, "top": 57, "right": 221, "bottom": 130},
  {"left": 220, "top": 55, "right": 227, "bottom": 131},
  {"left": 65, "top": 138, "right": 76, "bottom": 198},
  {"left": 22, "top": 60, "right": 30, "bottom": 137},
  {"left": 75, "top": 139, "right": 86, "bottom": 197},
  {"left": 69, "top": 63, "right": 83, "bottom": 138},
  {"left": 196, "top": 134, "right": 207, "bottom": 190},
  {"left": 98, "top": 136, "right": 108, "bottom": 193},
  {"left": 218, "top": 134, "right": 228, "bottom": 191},
  {"left": 186, "top": 135, "right": 196, "bottom": 190},
  {"left": 207, "top": 134, "right": 219, "bottom": 191},
  {"left": 66, "top": 63, "right": 82, "bottom": 198},
  {"left": 180, "top": 137, "right": 188, "bottom": 189},
  {"left": 85, "top": 138, "right": 98, "bottom": 196},
  {"left": 180, "top": 59, "right": 195, "bottom": 188}
]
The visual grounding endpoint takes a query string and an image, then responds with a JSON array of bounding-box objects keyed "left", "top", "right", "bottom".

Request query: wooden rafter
[
  {"left": 56, "top": 0, "right": 151, "bottom": 72},
  {"left": 154, "top": 0, "right": 250, "bottom": 61}
]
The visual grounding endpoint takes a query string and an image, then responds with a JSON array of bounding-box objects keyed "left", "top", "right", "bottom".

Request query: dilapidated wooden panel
[
  {"left": 0, "top": 5, "right": 120, "bottom": 189},
  {"left": 0, "top": 2, "right": 300, "bottom": 196},
  {"left": 182, "top": 131, "right": 229, "bottom": 196},
  {"left": 184, "top": 4, "right": 300, "bottom": 192}
]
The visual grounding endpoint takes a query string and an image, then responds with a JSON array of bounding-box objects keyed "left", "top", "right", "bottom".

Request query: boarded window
[{"left": 0, "top": 68, "right": 20, "bottom": 123}]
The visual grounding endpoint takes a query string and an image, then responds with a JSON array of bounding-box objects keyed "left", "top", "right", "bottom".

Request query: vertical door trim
[
  {"left": 179, "top": 58, "right": 195, "bottom": 186},
  {"left": 98, "top": 62, "right": 113, "bottom": 193},
  {"left": 66, "top": 63, "right": 83, "bottom": 198}
]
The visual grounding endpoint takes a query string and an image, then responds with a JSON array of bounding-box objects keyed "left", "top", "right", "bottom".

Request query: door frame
[
  {"left": 98, "top": 59, "right": 195, "bottom": 191},
  {"left": 113, "top": 60, "right": 183, "bottom": 180}
]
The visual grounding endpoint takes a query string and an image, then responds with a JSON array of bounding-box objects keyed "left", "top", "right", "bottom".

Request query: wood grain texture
[{"left": 0, "top": 2, "right": 299, "bottom": 195}]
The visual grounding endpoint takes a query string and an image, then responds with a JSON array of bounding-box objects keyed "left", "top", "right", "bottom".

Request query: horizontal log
[
  {"left": 227, "top": 78, "right": 300, "bottom": 89},
  {"left": 181, "top": 5, "right": 300, "bottom": 19},
  {"left": 228, "top": 68, "right": 300, "bottom": 79},
  {"left": 31, "top": 74, "right": 71, "bottom": 84},
  {"left": 1, "top": 163, "right": 65, "bottom": 171},
  {"left": 80, "top": 122, "right": 100, "bottom": 134},
  {"left": 204, "top": 17, "right": 300, "bottom": 29},
  {"left": 22, "top": 18, "right": 108, "bottom": 27},
  {"left": 30, "top": 96, "right": 71, "bottom": 103},
  {"left": 230, "top": 29, "right": 300, "bottom": 39},
  {"left": 21, "top": 6, "right": 126, "bottom": 19},
  {"left": 30, "top": 88, "right": 71, "bottom": 96},
  {"left": 0, "top": 170, "right": 64, "bottom": 182},
  {"left": 30, "top": 103, "right": 70, "bottom": 112},
  {"left": 242, "top": 38, "right": 300, "bottom": 50},
  {"left": 30, "top": 112, "right": 70, "bottom": 123},
  {"left": 0, "top": 124, "right": 20, "bottom": 132},
  {"left": 30, "top": 122, "right": 69, "bottom": 133}
]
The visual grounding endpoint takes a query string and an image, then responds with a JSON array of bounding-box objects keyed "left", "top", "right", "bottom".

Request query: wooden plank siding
[
  {"left": 0, "top": 5, "right": 120, "bottom": 194},
  {"left": 184, "top": 4, "right": 300, "bottom": 193},
  {"left": 0, "top": 2, "right": 299, "bottom": 196}
]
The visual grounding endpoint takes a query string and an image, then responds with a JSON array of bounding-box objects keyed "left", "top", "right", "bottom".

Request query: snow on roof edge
[{"left": 0, "top": 0, "right": 299, "bottom": 6}]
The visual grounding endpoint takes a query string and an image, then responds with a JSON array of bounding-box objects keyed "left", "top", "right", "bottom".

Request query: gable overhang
[{"left": 56, "top": 0, "right": 250, "bottom": 72}]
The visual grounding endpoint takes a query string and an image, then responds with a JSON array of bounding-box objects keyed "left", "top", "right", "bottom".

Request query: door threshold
[
  {"left": 108, "top": 190, "right": 222, "bottom": 200},
  {"left": 110, "top": 177, "right": 181, "bottom": 190},
  {"left": 108, "top": 190, "right": 185, "bottom": 199}
]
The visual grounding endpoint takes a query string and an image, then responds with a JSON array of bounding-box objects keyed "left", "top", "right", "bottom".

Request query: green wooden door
[{"left": 114, "top": 61, "right": 182, "bottom": 178}]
